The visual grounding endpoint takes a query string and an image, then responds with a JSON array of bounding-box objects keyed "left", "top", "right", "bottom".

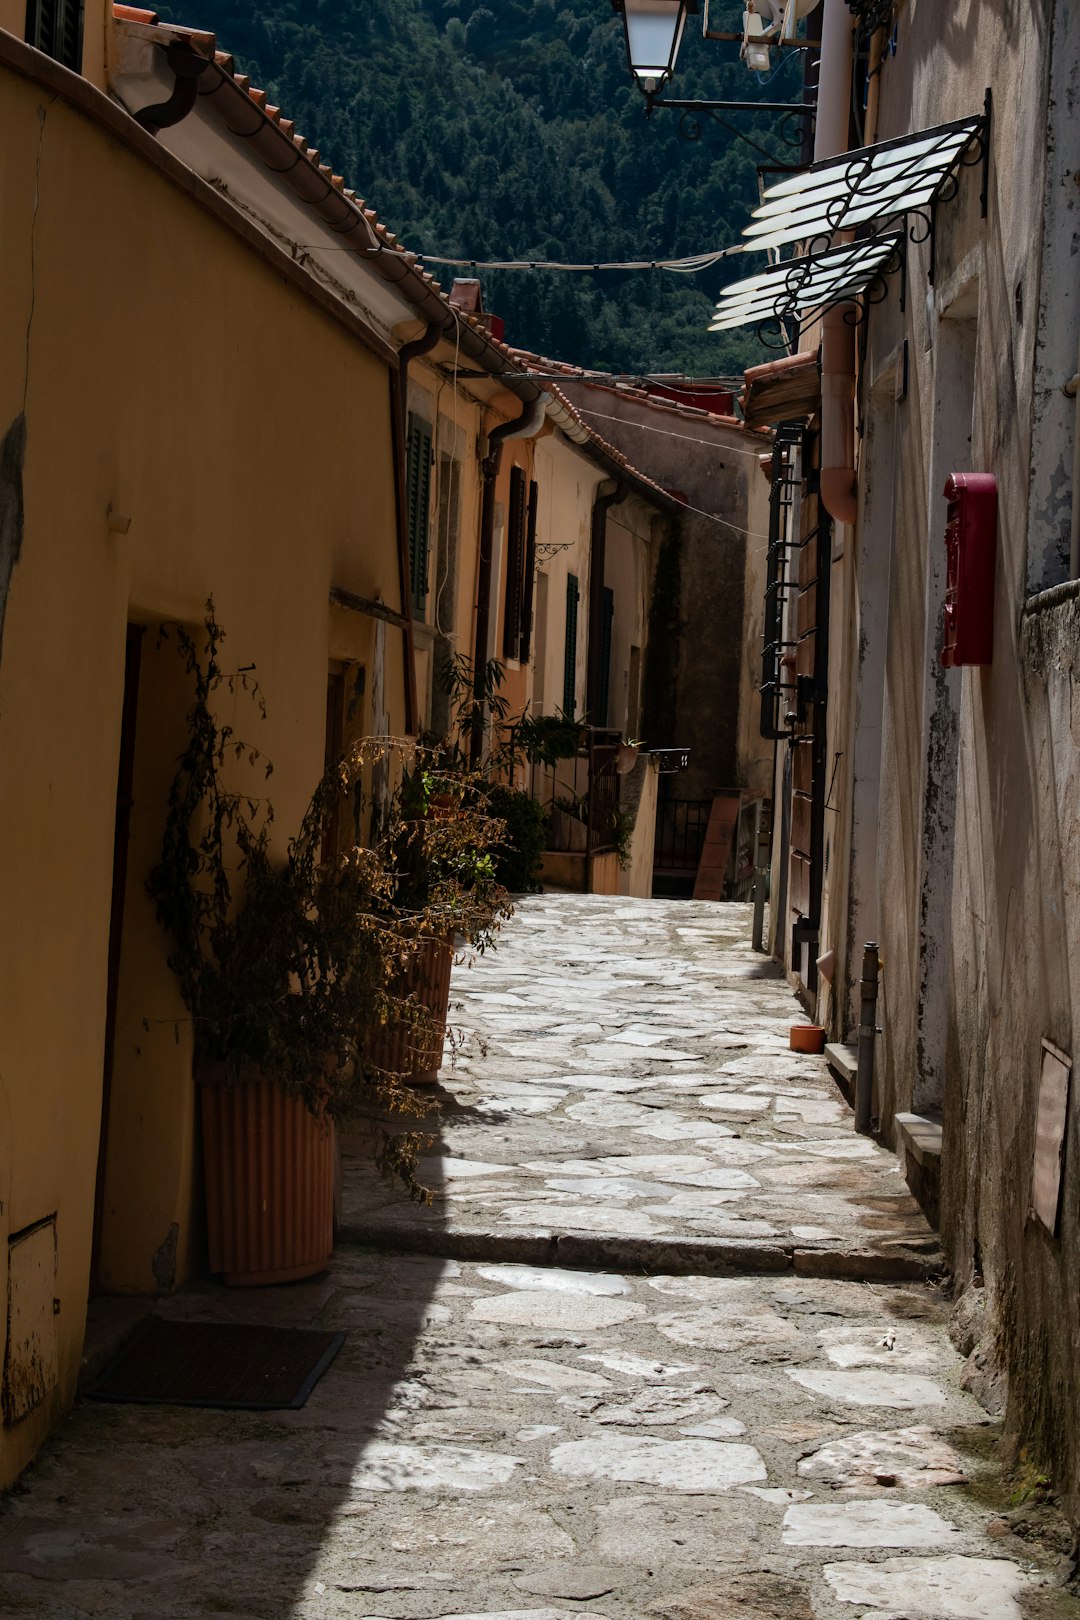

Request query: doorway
[{"left": 90, "top": 623, "right": 142, "bottom": 1293}]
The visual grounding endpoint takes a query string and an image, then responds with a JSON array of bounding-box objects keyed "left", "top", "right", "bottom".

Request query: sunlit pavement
[{"left": 1, "top": 896, "right": 1075, "bottom": 1620}]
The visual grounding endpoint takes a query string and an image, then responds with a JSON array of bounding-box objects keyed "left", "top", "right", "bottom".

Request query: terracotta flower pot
[
  {"left": 790, "top": 1024, "right": 826, "bottom": 1055},
  {"left": 199, "top": 1066, "right": 334, "bottom": 1286},
  {"left": 366, "top": 934, "right": 454, "bottom": 1086}
]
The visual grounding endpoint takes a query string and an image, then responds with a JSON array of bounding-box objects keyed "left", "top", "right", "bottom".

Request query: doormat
[{"left": 85, "top": 1318, "right": 346, "bottom": 1410}]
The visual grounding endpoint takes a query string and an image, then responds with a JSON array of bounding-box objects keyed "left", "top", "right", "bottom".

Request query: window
[
  {"left": 503, "top": 470, "right": 538, "bottom": 662},
  {"left": 405, "top": 416, "right": 432, "bottom": 619},
  {"left": 520, "top": 480, "right": 538, "bottom": 663},
  {"left": 563, "top": 573, "right": 579, "bottom": 718},
  {"left": 627, "top": 644, "right": 641, "bottom": 738},
  {"left": 598, "top": 587, "right": 614, "bottom": 727},
  {"left": 25, "top": 0, "right": 83, "bottom": 71}
]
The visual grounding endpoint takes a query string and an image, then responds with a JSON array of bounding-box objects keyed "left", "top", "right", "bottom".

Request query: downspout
[
  {"left": 1068, "top": 337, "right": 1080, "bottom": 580},
  {"left": 471, "top": 393, "right": 547, "bottom": 763},
  {"left": 816, "top": 0, "right": 857, "bottom": 526},
  {"left": 586, "top": 480, "right": 627, "bottom": 723},
  {"left": 392, "top": 321, "right": 444, "bottom": 735},
  {"left": 134, "top": 41, "right": 211, "bottom": 133}
]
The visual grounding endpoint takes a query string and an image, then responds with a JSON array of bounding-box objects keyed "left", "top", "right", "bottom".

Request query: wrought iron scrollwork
[{"left": 753, "top": 316, "right": 797, "bottom": 352}]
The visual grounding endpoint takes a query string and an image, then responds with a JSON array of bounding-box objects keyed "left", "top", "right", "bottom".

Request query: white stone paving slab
[
  {"left": 787, "top": 1369, "right": 948, "bottom": 1408},
  {"left": 470, "top": 1292, "right": 646, "bottom": 1331},
  {"left": 782, "top": 1499, "right": 961, "bottom": 1547},
  {"left": 579, "top": 1353, "right": 701, "bottom": 1381},
  {"left": 582, "top": 1043, "right": 701, "bottom": 1064},
  {"left": 797, "top": 1425, "right": 969, "bottom": 1488},
  {"left": 656, "top": 1306, "right": 798, "bottom": 1352},
  {"left": 548, "top": 1434, "right": 767, "bottom": 1491},
  {"left": 476, "top": 1265, "right": 631, "bottom": 1297},
  {"left": 822, "top": 1556, "right": 1032, "bottom": 1620},
  {"left": 495, "top": 1359, "right": 613, "bottom": 1392},
  {"left": 351, "top": 1443, "right": 523, "bottom": 1492}
]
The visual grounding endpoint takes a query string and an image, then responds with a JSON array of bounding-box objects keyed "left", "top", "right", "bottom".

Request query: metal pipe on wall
[
  {"left": 586, "top": 480, "right": 626, "bottom": 722},
  {"left": 854, "top": 941, "right": 880, "bottom": 1134},
  {"left": 816, "top": 0, "right": 857, "bottom": 526},
  {"left": 471, "top": 394, "right": 547, "bottom": 763},
  {"left": 1069, "top": 336, "right": 1080, "bottom": 580}
]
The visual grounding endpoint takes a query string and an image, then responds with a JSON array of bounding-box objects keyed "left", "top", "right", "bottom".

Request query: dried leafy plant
[{"left": 147, "top": 603, "right": 512, "bottom": 1193}]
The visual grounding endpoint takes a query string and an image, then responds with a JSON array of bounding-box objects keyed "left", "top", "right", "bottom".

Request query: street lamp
[
  {"left": 610, "top": 0, "right": 815, "bottom": 166},
  {"left": 610, "top": 0, "right": 699, "bottom": 94}
]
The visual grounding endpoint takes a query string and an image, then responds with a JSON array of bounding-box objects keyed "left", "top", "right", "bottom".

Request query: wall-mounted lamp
[{"left": 610, "top": 0, "right": 699, "bottom": 94}]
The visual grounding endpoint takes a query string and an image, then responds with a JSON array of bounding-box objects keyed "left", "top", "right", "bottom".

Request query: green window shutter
[
  {"left": 25, "top": 0, "right": 83, "bottom": 70},
  {"left": 406, "top": 416, "right": 432, "bottom": 618},
  {"left": 563, "top": 573, "right": 579, "bottom": 718},
  {"left": 520, "top": 481, "right": 539, "bottom": 665},
  {"left": 599, "top": 586, "right": 614, "bottom": 728},
  {"left": 503, "top": 467, "right": 526, "bottom": 660}
]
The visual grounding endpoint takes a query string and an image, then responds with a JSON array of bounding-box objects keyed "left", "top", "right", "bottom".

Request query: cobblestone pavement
[
  {"left": 1, "top": 896, "right": 1077, "bottom": 1620},
  {"left": 342, "top": 896, "right": 939, "bottom": 1279}
]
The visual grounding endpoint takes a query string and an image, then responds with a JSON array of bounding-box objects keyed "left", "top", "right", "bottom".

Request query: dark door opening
[{"left": 90, "top": 624, "right": 143, "bottom": 1293}]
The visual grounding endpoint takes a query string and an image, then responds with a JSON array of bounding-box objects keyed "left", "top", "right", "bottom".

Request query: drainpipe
[
  {"left": 1068, "top": 337, "right": 1080, "bottom": 580},
  {"left": 816, "top": 0, "right": 857, "bottom": 526},
  {"left": 586, "top": 480, "right": 627, "bottom": 724},
  {"left": 134, "top": 41, "right": 211, "bottom": 133},
  {"left": 471, "top": 393, "right": 547, "bottom": 763},
  {"left": 391, "top": 321, "right": 444, "bottom": 736}
]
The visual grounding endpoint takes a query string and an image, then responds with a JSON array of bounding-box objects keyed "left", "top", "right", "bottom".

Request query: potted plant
[
  {"left": 147, "top": 606, "right": 509, "bottom": 1283},
  {"left": 365, "top": 759, "right": 510, "bottom": 1083}
]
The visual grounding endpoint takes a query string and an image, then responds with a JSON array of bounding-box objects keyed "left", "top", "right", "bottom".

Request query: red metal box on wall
[{"left": 941, "top": 472, "right": 997, "bottom": 667}]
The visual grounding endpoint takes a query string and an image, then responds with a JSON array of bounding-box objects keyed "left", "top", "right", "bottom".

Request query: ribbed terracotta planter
[
  {"left": 366, "top": 934, "right": 454, "bottom": 1085},
  {"left": 199, "top": 1067, "right": 334, "bottom": 1286}
]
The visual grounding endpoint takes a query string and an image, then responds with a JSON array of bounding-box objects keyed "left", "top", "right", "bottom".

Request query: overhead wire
[{"left": 570, "top": 404, "right": 773, "bottom": 461}]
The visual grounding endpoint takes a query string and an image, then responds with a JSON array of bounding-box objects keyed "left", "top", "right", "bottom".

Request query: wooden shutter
[
  {"left": 520, "top": 480, "right": 539, "bottom": 664},
  {"left": 25, "top": 0, "right": 83, "bottom": 69},
  {"left": 598, "top": 587, "right": 614, "bottom": 727},
  {"left": 563, "top": 573, "right": 579, "bottom": 718},
  {"left": 503, "top": 467, "right": 526, "bottom": 660},
  {"left": 406, "top": 416, "right": 432, "bottom": 618}
]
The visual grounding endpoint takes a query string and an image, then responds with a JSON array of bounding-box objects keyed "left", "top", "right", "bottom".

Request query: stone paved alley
[{"left": 1, "top": 897, "right": 1077, "bottom": 1620}]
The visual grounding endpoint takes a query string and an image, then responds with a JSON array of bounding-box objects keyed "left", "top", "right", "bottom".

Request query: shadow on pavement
[{"left": 0, "top": 1118, "right": 447, "bottom": 1620}]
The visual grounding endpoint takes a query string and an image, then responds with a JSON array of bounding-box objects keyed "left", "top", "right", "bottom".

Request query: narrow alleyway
[{"left": 1, "top": 898, "right": 1075, "bottom": 1620}]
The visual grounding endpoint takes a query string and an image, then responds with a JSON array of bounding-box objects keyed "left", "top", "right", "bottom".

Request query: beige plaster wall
[{"left": 0, "top": 66, "right": 402, "bottom": 1485}]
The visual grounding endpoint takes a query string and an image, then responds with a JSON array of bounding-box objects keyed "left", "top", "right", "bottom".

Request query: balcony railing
[{"left": 531, "top": 726, "right": 622, "bottom": 856}]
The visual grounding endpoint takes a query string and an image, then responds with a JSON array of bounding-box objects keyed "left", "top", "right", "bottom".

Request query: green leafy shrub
[{"left": 486, "top": 783, "right": 546, "bottom": 893}]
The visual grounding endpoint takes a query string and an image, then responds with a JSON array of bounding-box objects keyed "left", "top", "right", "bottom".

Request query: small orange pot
[{"left": 790, "top": 1024, "right": 826, "bottom": 1055}]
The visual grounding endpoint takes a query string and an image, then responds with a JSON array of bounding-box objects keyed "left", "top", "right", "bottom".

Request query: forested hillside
[{"left": 161, "top": 0, "right": 806, "bottom": 375}]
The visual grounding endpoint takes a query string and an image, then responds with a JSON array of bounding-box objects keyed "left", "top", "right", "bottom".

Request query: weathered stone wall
[{"left": 835, "top": 0, "right": 1080, "bottom": 1521}]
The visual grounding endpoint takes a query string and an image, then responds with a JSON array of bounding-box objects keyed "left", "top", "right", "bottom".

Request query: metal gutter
[{"left": 0, "top": 26, "right": 399, "bottom": 371}]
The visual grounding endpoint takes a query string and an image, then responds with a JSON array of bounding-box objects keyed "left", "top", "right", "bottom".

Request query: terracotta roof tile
[{"left": 114, "top": 4, "right": 159, "bottom": 21}]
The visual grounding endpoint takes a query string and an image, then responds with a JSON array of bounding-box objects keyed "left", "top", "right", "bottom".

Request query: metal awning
[
  {"left": 710, "top": 233, "right": 903, "bottom": 333},
  {"left": 742, "top": 103, "right": 990, "bottom": 251}
]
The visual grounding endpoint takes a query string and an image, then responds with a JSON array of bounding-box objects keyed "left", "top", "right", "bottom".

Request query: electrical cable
[
  {"left": 415, "top": 245, "right": 747, "bottom": 273},
  {"left": 570, "top": 404, "right": 772, "bottom": 461},
  {"left": 288, "top": 241, "right": 750, "bottom": 273}
]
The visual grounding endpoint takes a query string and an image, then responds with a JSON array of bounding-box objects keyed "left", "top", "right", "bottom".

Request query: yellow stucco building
[{"left": 0, "top": 0, "right": 761, "bottom": 1489}]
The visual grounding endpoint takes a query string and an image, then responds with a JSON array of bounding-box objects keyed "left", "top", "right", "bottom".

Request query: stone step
[
  {"left": 825, "top": 1040, "right": 859, "bottom": 1101},
  {"left": 895, "top": 1110, "right": 943, "bottom": 1168},
  {"left": 895, "top": 1110, "right": 944, "bottom": 1231},
  {"left": 337, "top": 1217, "right": 945, "bottom": 1284}
]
